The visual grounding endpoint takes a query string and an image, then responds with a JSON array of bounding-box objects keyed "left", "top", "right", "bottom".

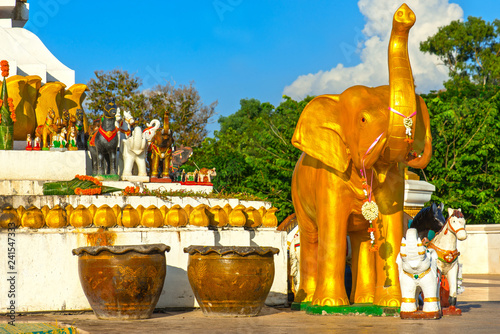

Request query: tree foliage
[
  {"left": 146, "top": 83, "right": 217, "bottom": 147},
  {"left": 417, "top": 91, "right": 500, "bottom": 224},
  {"left": 417, "top": 16, "right": 500, "bottom": 224},
  {"left": 420, "top": 16, "right": 500, "bottom": 90},
  {"left": 86, "top": 69, "right": 216, "bottom": 147},
  {"left": 188, "top": 96, "right": 313, "bottom": 222}
]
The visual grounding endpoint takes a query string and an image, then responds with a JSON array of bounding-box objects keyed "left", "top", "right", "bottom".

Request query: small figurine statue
[
  {"left": 25, "top": 134, "right": 33, "bottom": 151},
  {"left": 397, "top": 228, "right": 441, "bottom": 319},
  {"left": 67, "top": 126, "right": 78, "bottom": 150},
  {"left": 33, "top": 136, "right": 41, "bottom": 151}
]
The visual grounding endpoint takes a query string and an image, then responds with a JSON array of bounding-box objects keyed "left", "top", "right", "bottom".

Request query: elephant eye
[{"left": 361, "top": 117, "right": 366, "bottom": 123}]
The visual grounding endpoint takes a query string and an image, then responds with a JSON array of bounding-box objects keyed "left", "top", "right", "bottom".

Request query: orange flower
[
  {"left": 369, "top": 245, "right": 379, "bottom": 252},
  {"left": 10, "top": 112, "right": 16, "bottom": 122},
  {"left": 404, "top": 138, "right": 414, "bottom": 144},
  {"left": 75, "top": 188, "right": 82, "bottom": 195},
  {"left": 368, "top": 227, "right": 375, "bottom": 233},
  {"left": 0, "top": 100, "right": 3, "bottom": 108},
  {"left": 1, "top": 60, "right": 9, "bottom": 77}
]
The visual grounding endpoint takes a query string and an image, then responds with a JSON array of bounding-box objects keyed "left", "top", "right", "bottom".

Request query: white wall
[{"left": 0, "top": 227, "right": 287, "bottom": 313}]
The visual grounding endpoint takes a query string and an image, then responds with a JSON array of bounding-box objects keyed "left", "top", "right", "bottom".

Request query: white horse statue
[
  {"left": 427, "top": 208, "right": 467, "bottom": 315},
  {"left": 397, "top": 228, "right": 441, "bottom": 319}
]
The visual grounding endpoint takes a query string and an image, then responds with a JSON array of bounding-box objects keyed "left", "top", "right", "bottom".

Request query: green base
[
  {"left": 291, "top": 301, "right": 311, "bottom": 311},
  {"left": 94, "top": 174, "right": 120, "bottom": 181},
  {"left": 293, "top": 302, "right": 400, "bottom": 317}
]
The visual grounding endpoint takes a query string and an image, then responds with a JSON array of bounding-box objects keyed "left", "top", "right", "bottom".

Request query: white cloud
[{"left": 283, "top": 0, "right": 463, "bottom": 99}]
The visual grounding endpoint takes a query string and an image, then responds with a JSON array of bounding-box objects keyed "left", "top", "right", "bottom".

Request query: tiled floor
[{"left": 2, "top": 274, "right": 499, "bottom": 333}]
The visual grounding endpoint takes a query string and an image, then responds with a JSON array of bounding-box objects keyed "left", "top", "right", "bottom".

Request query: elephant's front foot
[
  {"left": 312, "top": 285, "right": 349, "bottom": 306},
  {"left": 353, "top": 291, "right": 374, "bottom": 304},
  {"left": 374, "top": 285, "right": 402, "bottom": 307}
]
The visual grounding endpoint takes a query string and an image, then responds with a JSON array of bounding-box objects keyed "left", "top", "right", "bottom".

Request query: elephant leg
[
  {"left": 151, "top": 156, "right": 159, "bottom": 178},
  {"left": 349, "top": 229, "right": 375, "bottom": 304},
  {"left": 137, "top": 152, "right": 148, "bottom": 176},
  {"left": 293, "top": 204, "right": 318, "bottom": 304},
  {"left": 399, "top": 275, "right": 418, "bottom": 313},
  {"left": 420, "top": 274, "right": 440, "bottom": 313},
  {"left": 122, "top": 151, "right": 134, "bottom": 176},
  {"left": 312, "top": 201, "right": 350, "bottom": 306},
  {"left": 373, "top": 164, "right": 404, "bottom": 307},
  {"left": 161, "top": 156, "right": 171, "bottom": 178}
]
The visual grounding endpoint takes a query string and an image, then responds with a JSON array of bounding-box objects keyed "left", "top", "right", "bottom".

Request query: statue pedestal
[
  {"left": 404, "top": 180, "right": 435, "bottom": 217},
  {"left": 0, "top": 150, "right": 92, "bottom": 181}
]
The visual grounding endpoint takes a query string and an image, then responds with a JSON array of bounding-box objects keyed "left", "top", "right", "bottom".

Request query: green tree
[
  {"left": 146, "top": 82, "right": 217, "bottom": 147},
  {"left": 86, "top": 70, "right": 216, "bottom": 147},
  {"left": 420, "top": 16, "right": 500, "bottom": 91},
  {"left": 418, "top": 92, "right": 500, "bottom": 224},
  {"left": 190, "top": 96, "right": 313, "bottom": 222},
  {"left": 418, "top": 16, "right": 500, "bottom": 224},
  {"left": 86, "top": 69, "right": 143, "bottom": 120}
]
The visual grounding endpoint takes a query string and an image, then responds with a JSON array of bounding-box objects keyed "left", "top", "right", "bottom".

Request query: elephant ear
[{"left": 292, "top": 95, "right": 351, "bottom": 172}]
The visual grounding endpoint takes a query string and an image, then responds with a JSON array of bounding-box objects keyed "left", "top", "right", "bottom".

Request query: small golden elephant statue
[{"left": 291, "top": 3, "right": 432, "bottom": 307}]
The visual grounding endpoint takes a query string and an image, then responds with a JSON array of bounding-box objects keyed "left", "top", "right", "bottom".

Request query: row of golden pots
[{"left": 0, "top": 203, "right": 278, "bottom": 229}]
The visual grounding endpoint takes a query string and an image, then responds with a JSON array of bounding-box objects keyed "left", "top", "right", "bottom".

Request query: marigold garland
[
  {"left": 75, "top": 174, "right": 102, "bottom": 186},
  {"left": 1, "top": 60, "right": 9, "bottom": 77},
  {"left": 122, "top": 186, "right": 140, "bottom": 196}
]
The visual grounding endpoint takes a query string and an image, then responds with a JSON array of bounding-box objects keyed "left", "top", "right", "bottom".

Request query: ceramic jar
[{"left": 72, "top": 243, "right": 170, "bottom": 320}]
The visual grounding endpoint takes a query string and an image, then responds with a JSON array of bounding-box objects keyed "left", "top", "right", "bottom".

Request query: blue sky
[{"left": 25, "top": 0, "right": 500, "bottom": 136}]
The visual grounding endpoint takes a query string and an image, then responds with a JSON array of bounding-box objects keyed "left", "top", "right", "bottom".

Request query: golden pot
[
  {"left": 94, "top": 205, "right": 117, "bottom": 228},
  {"left": 140, "top": 205, "right": 163, "bottom": 228},
  {"left": 120, "top": 205, "right": 140, "bottom": 228},
  {"left": 69, "top": 205, "right": 93, "bottom": 228},
  {"left": 45, "top": 205, "right": 68, "bottom": 228},
  {"left": 72, "top": 244, "right": 170, "bottom": 320},
  {"left": 0, "top": 205, "right": 20, "bottom": 228},
  {"left": 184, "top": 245, "right": 279, "bottom": 316},
  {"left": 21, "top": 206, "right": 45, "bottom": 229},
  {"left": 164, "top": 204, "right": 188, "bottom": 227}
]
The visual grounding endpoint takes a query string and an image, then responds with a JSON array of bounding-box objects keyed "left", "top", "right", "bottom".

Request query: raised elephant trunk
[{"left": 385, "top": 3, "right": 431, "bottom": 168}]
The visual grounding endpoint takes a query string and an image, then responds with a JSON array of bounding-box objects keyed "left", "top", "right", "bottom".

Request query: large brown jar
[
  {"left": 184, "top": 245, "right": 279, "bottom": 316},
  {"left": 72, "top": 244, "right": 170, "bottom": 320}
]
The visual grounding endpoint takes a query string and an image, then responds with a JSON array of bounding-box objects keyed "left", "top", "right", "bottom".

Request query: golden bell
[
  {"left": 22, "top": 206, "right": 45, "bottom": 229},
  {"left": 244, "top": 206, "right": 262, "bottom": 228},
  {"left": 69, "top": 205, "right": 93, "bottom": 228},
  {"left": 45, "top": 205, "right": 68, "bottom": 228},
  {"left": 0, "top": 205, "right": 20, "bottom": 228},
  {"left": 94, "top": 205, "right": 117, "bottom": 228},
  {"left": 208, "top": 205, "right": 229, "bottom": 227},
  {"left": 140, "top": 205, "right": 163, "bottom": 228},
  {"left": 228, "top": 205, "right": 247, "bottom": 227},
  {"left": 262, "top": 207, "right": 279, "bottom": 228},
  {"left": 189, "top": 204, "right": 210, "bottom": 227},
  {"left": 120, "top": 205, "right": 140, "bottom": 228},
  {"left": 165, "top": 204, "right": 188, "bottom": 227}
]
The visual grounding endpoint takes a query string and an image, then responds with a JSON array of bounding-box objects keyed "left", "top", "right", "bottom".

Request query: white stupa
[{"left": 0, "top": 0, "right": 74, "bottom": 86}]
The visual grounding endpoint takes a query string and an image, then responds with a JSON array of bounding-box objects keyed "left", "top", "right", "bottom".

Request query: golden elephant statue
[
  {"left": 291, "top": 3, "right": 432, "bottom": 307},
  {"left": 0, "top": 76, "right": 88, "bottom": 140}
]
